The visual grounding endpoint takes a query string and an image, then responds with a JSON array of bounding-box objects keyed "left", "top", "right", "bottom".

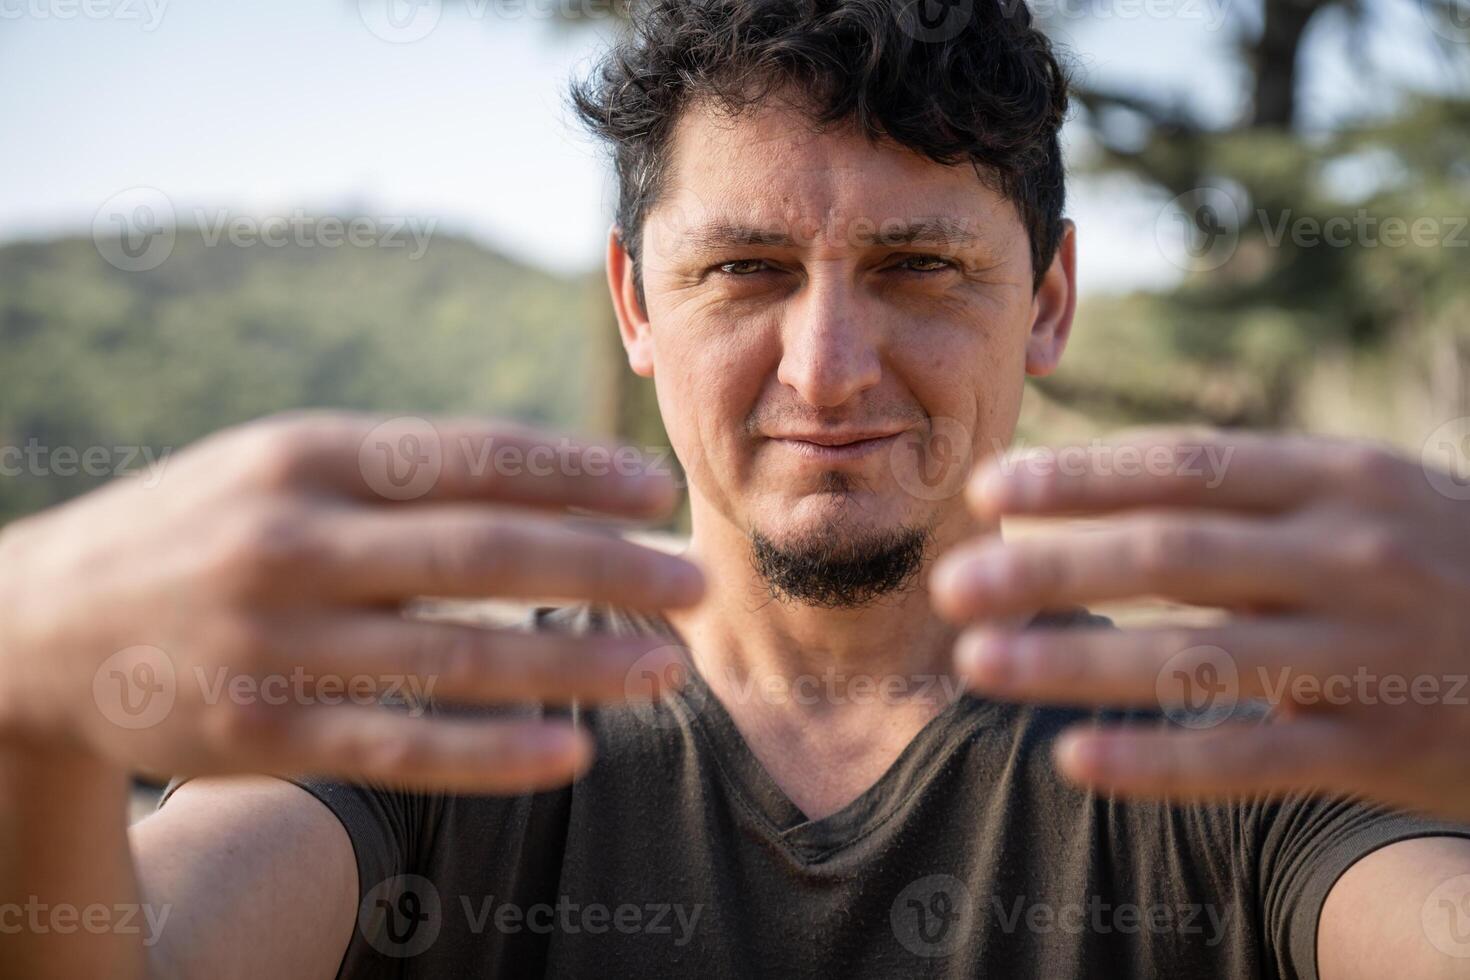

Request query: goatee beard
[{"left": 749, "top": 517, "right": 933, "bottom": 610}]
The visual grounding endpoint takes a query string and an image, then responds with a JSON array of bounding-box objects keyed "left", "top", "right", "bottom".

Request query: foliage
[{"left": 0, "top": 230, "right": 604, "bottom": 523}]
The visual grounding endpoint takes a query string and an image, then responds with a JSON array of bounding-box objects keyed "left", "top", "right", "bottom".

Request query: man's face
[{"left": 616, "top": 99, "right": 1072, "bottom": 596}]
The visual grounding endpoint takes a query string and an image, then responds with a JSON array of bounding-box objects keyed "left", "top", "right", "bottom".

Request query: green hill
[{"left": 0, "top": 229, "right": 606, "bottom": 523}]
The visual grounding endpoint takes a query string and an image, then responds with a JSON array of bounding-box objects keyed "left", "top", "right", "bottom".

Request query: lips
[
  {"left": 770, "top": 429, "right": 907, "bottom": 461},
  {"left": 778, "top": 430, "right": 902, "bottom": 446}
]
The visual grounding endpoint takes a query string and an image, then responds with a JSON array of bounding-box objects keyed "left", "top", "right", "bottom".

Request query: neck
[{"left": 664, "top": 493, "right": 994, "bottom": 720}]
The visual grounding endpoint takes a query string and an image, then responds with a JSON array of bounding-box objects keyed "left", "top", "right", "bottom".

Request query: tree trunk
[{"left": 1247, "top": 0, "right": 1324, "bottom": 128}]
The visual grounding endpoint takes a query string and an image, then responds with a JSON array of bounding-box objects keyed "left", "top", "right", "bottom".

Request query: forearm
[{"left": 0, "top": 739, "right": 155, "bottom": 980}]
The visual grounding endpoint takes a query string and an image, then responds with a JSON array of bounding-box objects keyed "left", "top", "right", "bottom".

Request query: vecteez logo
[
  {"left": 1155, "top": 186, "right": 1241, "bottom": 273},
  {"left": 93, "top": 186, "right": 176, "bottom": 273},
  {"left": 896, "top": 0, "right": 975, "bottom": 42},
  {"left": 92, "top": 645, "right": 177, "bottom": 730},
  {"left": 359, "top": 0, "right": 443, "bottom": 43}
]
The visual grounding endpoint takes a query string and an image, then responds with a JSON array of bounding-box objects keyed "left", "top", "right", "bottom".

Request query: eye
[
  {"left": 717, "top": 259, "right": 770, "bottom": 276},
  {"left": 897, "top": 254, "right": 955, "bottom": 273}
]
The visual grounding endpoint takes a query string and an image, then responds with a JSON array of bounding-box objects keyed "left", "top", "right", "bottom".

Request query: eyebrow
[{"left": 683, "top": 216, "right": 981, "bottom": 252}]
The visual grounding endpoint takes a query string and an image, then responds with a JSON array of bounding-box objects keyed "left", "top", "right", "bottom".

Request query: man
[{"left": 3, "top": 0, "right": 1469, "bottom": 977}]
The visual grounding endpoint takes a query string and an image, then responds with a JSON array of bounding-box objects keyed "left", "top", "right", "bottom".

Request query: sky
[{"left": 0, "top": 0, "right": 1460, "bottom": 294}]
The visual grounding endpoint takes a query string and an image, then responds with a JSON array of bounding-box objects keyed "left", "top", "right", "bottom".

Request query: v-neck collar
[
  {"left": 608, "top": 607, "right": 1006, "bottom": 865},
  {"left": 595, "top": 605, "right": 1102, "bottom": 865},
  {"left": 677, "top": 661, "right": 1003, "bottom": 864}
]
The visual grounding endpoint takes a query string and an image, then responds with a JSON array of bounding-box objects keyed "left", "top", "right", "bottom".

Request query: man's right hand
[{"left": 0, "top": 412, "right": 704, "bottom": 792}]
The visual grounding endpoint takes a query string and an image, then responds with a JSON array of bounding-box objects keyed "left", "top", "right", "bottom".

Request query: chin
[
  {"left": 767, "top": 488, "right": 920, "bottom": 548},
  {"left": 748, "top": 499, "right": 936, "bottom": 609}
]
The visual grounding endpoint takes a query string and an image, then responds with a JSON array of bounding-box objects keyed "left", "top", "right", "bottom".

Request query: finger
[
  {"left": 1053, "top": 716, "right": 1356, "bottom": 801},
  {"left": 262, "top": 612, "right": 689, "bottom": 705},
  {"left": 931, "top": 515, "right": 1321, "bottom": 620},
  {"left": 954, "top": 619, "right": 1390, "bottom": 708},
  {"left": 969, "top": 429, "right": 1398, "bottom": 519},
  {"left": 229, "top": 703, "right": 597, "bottom": 794},
  {"left": 252, "top": 413, "right": 681, "bottom": 517},
  {"left": 290, "top": 505, "right": 704, "bottom": 607}
]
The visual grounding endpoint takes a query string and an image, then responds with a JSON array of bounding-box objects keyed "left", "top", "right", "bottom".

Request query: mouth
[{"left": 770, "top": 430, "right": 907, "bottom": 462}]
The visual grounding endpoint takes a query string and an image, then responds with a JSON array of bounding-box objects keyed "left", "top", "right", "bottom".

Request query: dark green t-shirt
[{"left": 166, "top": 604, "right": 1470, "bottom": 978}]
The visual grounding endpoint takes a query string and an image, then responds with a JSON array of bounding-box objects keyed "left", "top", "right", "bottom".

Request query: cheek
[
  {"left": 894, "top": 310, "right": 1019, "bottom": 402},
  {"left": 888, "top": 305, "right": 1029, "bottom": 455},
  {"left": 648, "top": 314, "right": 778, "bottom": 484}
]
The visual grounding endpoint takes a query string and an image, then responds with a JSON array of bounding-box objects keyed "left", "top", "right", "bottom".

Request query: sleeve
[
  {"left": 156, "top": 771, "right": 424, "bottom": 887},
  {"left": 154, "top": 769, "right": 436, "bottom": 977},
  {"left": 1255, "top": 791, "right": 1470, "bottom": 980},
  {"left": 157, "top": 768, "right": 435, "bottom": 911},
  {"left": 152, "top": 604, "right": 582, "bottom": 967},
  {"left": 153, "top": 603, "right": 559, "bottom": 903}
]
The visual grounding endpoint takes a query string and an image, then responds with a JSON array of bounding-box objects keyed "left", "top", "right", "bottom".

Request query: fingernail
[
  {"left": 956, "top": 631, "right": 1012, "bottom": 687},
  {"left": 970, "top": 465, "right": 1014, "bottom": 510},
  {"left": 1056, "top": 732, "right": 1108, "bottom": 779},
  {"left": 932, "top": 555, "right": 1003, "bottom": 619}
]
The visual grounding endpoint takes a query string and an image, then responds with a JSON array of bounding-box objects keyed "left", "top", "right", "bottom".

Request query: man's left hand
[{"left": 931, "top": 429, "right": 1470, "bottom": 820}]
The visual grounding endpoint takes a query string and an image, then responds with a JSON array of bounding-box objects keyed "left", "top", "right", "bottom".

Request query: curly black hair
[{"left": 571, "top": 0, "right": 1070, "bottom": 296}]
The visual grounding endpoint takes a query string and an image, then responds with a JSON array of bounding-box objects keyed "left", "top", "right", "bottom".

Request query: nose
[{"left": 776, "top": 277, "right": 882, "bottom": 409}]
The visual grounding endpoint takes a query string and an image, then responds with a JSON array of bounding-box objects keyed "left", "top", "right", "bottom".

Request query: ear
[
  {"left": 606, "top": 225, "right": 656, "bottom": 378},
  {"left": 1025, "top": 219, "right": 1077, "bottom": 378}
]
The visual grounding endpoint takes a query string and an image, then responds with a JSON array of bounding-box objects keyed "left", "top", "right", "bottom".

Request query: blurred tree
[{"left": 1046, "top": 0, "right": 1470, "bottom": 438}]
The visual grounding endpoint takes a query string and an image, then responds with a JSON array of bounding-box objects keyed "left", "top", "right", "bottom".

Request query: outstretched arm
[{"left": 0, "top": 411, "right": 702, "bottom": 979}]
